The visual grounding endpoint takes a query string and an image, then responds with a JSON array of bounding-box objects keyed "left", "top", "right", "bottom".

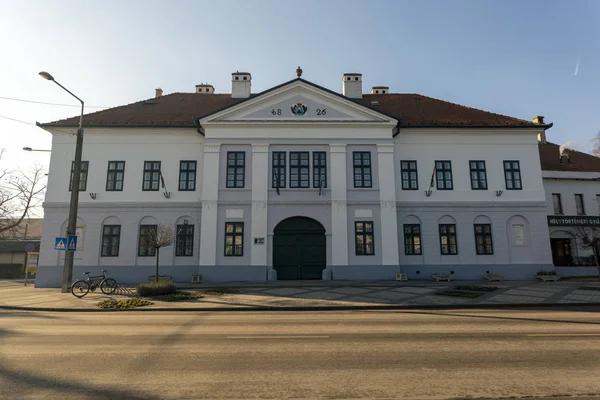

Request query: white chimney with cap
[
  {"left": 195, "top": 84, "right": 215, "bottom": 94},
  {"left": 232, "top": 72, "right": 251, "bottom": 98},
  {"left": 342, "top": 73, "right": 362, "bottom": 98},
  {"left": 370, "top": 86, "right": 389, "bottom": 94}
]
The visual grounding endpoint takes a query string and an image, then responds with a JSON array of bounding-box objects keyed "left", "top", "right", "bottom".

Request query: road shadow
[
  {"left": 0, "top": 310, "right": 68, "bottom": 319},
  {"left": 0, "top": 365, "right": 162, "bottom": 400}
]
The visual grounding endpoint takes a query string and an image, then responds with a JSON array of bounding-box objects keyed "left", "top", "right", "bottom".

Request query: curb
[{"left": 1, "top": 302, "right": 599, "bottom": 313}]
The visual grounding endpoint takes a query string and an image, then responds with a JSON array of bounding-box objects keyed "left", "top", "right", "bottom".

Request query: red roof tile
[
  {"left": 40, "top": 80, "right": 538, "bottom": 128},
  {"left": 539, "top": 142, "right": 600, "bottom": 173}
]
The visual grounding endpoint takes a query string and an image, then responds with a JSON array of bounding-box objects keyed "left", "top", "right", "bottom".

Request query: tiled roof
[
  {"left": 539, "top": 142, "right": 600, "bottom": 173},
  {"left": 39, "top": 79, "right": 539, "bottom": 128}
]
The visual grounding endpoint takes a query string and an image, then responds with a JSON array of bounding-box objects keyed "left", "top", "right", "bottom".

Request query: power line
[
  {"left": 0, "top": 114, "right": 76, "bottom": 135},
  {"left": 0, "top": 95, "right": 108, "bottom": 109}
]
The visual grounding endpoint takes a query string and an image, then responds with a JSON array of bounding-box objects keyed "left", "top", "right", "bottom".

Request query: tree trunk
[{"left": 155, "top": 247, "right": 160, "bottom": 283}]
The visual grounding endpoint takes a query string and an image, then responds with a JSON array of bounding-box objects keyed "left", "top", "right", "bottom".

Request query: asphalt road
[{"left": 1, "top": 308, "right": 600, "bottom": 400}]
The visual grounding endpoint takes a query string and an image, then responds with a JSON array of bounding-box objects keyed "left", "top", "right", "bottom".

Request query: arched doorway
[{"left": 273, "top": 217, "right": 326, "bottom": 280}]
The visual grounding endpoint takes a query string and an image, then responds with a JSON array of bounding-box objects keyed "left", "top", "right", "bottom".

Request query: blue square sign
[
  {"left": 67, "top": 235, "right": 78, "bottom": 251},
  {"left": 54, "top": 237, "right": 67, "bottom": 251}
]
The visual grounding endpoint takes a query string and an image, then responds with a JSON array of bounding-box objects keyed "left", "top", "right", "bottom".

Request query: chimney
[
  {"left": 342, "top": 73, "right": 362, "bottom": 98},
  {"left": 195, "top": 84, "right": 215, "bottom": 94},
  {"left": 232, "top": 72, "right": 251, "bottom": 98},
  {"left": 559, "top": 144, "right": 572, "bottom": 165},
  {"left": 155, "top": 88, "right": 163, "bottom": 98},
  {"left": 533, "top": 116, "right": 546, "bottom": 143},
  {"left": 370, "top": 86, "right": 389, "bottom": 94}
]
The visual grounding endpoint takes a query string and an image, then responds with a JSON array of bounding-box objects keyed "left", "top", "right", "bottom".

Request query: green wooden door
[{"left": 273, "top": 217, "right": 326, "bottom": 280}]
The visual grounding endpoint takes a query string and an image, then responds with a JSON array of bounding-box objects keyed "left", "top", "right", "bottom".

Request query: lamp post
[{"left": 39, "top": 71, "right": 84, "bottom": 293}]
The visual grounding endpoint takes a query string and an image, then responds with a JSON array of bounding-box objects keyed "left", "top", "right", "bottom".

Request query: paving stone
[
  {"left": 488, "top": 294, "right": 544, "bottom": 303},
  {"left": 391, "top": 287, "right": 437, "bottom": 294},
  {"left": 519, "top": 286, "right": 564, "bottom": 293},
  {"left": 292, "top": 292, "right": 348, "bottom": 300},
  {"left": 262, "top": 288, "right": 309, "bottom": 296},
  {"left": 503, "top": 289, "right": 553, "bottom": 298},
  {"left": 365, "top": 291, "right": 417, "bottom": 301},
  {"left": 329, "top": 287, "right": 373, "bottom": 295}
]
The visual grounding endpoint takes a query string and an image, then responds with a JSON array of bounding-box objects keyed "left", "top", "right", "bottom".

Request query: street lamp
[
  {"left": 23, "top": 147, "right": 51, "bottom": 152},
  {"left": 39, "top": 71, "right": 85, "bottom": 293}
]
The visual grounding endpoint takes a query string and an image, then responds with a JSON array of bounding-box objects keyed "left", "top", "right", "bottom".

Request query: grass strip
[{"left": 98, "top": 299, "right": 153, "bottom": 309}]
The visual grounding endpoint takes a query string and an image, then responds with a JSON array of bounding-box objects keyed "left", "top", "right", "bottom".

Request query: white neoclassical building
[{"left": 35, "top": 69, "right": 555, "bottom": 287}]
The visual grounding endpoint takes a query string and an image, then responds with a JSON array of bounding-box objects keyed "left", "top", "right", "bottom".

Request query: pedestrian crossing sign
[
  {"left": 54, "top": 237, "right": 67, "bottom": 251},
  {"left": 67, "top": 235, "right": 78, "bottom": 251}
]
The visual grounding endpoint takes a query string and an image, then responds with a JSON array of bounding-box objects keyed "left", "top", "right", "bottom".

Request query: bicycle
[{"left": 71, "top": 270, "right": 118, "bottom": 298}]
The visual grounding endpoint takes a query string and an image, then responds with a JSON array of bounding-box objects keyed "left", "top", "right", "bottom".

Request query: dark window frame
[
  {"left": 178, "top": 160, "right": 197, "bottom": 191},
  {"left": 401, "top": 160, "right": 419, "bottom": 190},
  {"left": 101, "top": 225, "right": 121, "bottom": 257},
  {"left": 353, "top": 152, "right": 373, "bottom": 188},
  {"left": 226, "top": 152, "right": 246, "bottom": 188},
  {"left": 142, "top": 161, "right": 161, "bottom": 191},
  {"left": 69, "top": 161, "right": 89, "bottom": 192},
  {"left": 439, "top": 224, "right": 458, "bottom": 255},
  {"left": 503, "top": 160, "right": 522, "bottom": 190},
  {"left": 355, "top": 221, "right": 375, "bottom": 256},
  {"left": 224, "top": 222, "right": 244, "bottom": 257},
  {"left": 289, "top": 151, "right": 310, "bottom": 188},
  {"left": 313, "top": 151, "right": 327, "bottom": 189},
  {"left": 106, "top": 161, "right": 125, "bottom": 192},
  {"left": 175, "top": 224, "right": 194, "bottom": 256},
  {"left": 272, "top": 151, "right": 286, "bottom": 189},
  {"left": 552, "top": 193, "right": 563, "bottom": 215},
  {"left": 575, "top": 193, "right": 586, "bottom": 215},
  {"left": 403, "top": 224, "right": 422, "bottom": 255},
  {"left": 474, "top": 224, "right": 493, "bottom": 255},
  {"left": 435, "top": 160, "right": 453, "bottom": 190},
  {"left": 138, "top": 224, "right": 157, "bottom": 257},
  {"left": 469, "top": 160, "right": 487, "bottom": 190}
]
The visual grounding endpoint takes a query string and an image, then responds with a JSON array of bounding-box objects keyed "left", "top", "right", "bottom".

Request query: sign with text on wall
[
  {"left": 254, "top": 237, "right": 265, "bottom": 245},
  {"left": 547, "top": 216, "right": 600, "bottom": 227}
]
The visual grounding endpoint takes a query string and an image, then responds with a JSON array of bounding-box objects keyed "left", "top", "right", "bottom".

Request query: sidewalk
[{"left": 1, "top": 279, "right": 600, "bottom": 311}]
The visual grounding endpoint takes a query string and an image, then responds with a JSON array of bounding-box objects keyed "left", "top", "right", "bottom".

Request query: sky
[{"left": 0, "top": 0, "right": 598, "bottom": 173}]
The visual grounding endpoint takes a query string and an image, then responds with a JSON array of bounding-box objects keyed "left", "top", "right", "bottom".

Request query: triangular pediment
[{"left": 200, "top": 79, "right": 396, "bottom": 124}]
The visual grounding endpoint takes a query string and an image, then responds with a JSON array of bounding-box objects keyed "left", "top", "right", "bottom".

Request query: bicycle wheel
[
  {"left": 71, "top": 280, "right": 90, "bottom": 298},
  {"left": 100, "top": 278, "right": 118, "bottom": 295}
]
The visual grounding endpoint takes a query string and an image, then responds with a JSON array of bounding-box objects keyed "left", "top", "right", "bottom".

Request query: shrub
[
  {"left": 202, "top": 288, "right": 239, "bottom": 296},
  {"left": 136, "top": 281, "right": 177, "bottom": 297},
  {"left": 98, "top": 299, "right": 153, "bottom": 309},
  {"left": 536, "top": 270, "right": 557, "bottom": 276},
  {"left": 152, "top": 291, "right": 203, "bottom": 302}
]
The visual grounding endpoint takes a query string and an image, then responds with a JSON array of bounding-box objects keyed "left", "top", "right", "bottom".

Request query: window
[
  {"left": 503, "top": 160, "right": 522, "bottom": 190},
  {"left": 575, "top": 194, "right": 585, "bottom": 215},
  {"left": 272, "top": 152, "right": 286, "bottom": 188},
  {"left": 512, "top": 224, "right": 525, "bottom": 246},
  {"left": 69, "top": 161, "right": 89, "bottom": 191},
  {"left": 435, "top": 160, "right": 453, "bottom": 190},
  {"left": 355, "top": 221, "right": 374, "bottom": 255},
  {"left": 290, "top": 152, "right": 309, "bottom": 188},
  {"left": 469, "top": 160, "right": 487, "bottom": 190},
  {"left": 401, "top": 161, "right": 418, "bottom": 190},
  {"left": 142, "top": 161, "right": 161, "bottom": 191},
  {"left": 353, "top": 152, "right": 372, "bottom": 188},
  {"left": 439, "top": 224, "right": 457, "bottom": 255},
  {"left": 106, "top": 161, "right": 125, "bottom": 191},
  {"left": 101, "top": 225, "right": 120, "bottom": 257},
  {"left": 474, "top": 224, "right": 493, "bottom": 255},
  {"left": 138, "top": 225, "right": 157, "bottom": 257},
  {"left": 178, "top": 161, "right": 196, "bottom": 191},
  {"left": 552, "top": 193, "right": 563, "bottom": 215},
  {"left": 313, "top": 152, "right": 327, "bottom": 188},
  {"left": 403, "top": 224, "right": 422, "bottom": 255},
  {"left": 226, "top": 152, "right": 245, "bottom": 188},
  {"left": 224, "top": 222, "right": 244, "bottom": 256},
  {"left": 176, "top": 224, "right": 194, "bottom": 256}
]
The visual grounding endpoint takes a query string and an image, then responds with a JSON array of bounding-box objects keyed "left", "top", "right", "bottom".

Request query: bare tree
[
  {"left": 591, "top": 131, "right": 600, "bottom": 157},
  {"left": 0, "top": 165, "right": 46, "bottom": 237},
  {"left": 140, "top": 224, "right": 175, "bottom": 282},
  {"left": 573, "top": 226, "right": 600, "bottom": 277}
]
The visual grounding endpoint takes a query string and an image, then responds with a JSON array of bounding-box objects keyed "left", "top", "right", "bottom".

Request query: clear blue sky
[{"left": 0, "top": 0, "right": 598, "bottom": 170}]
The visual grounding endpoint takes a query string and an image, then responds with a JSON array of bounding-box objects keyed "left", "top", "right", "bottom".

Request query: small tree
[
  {"left": 0, "top": 165, "right": 46, "bottom": 236},
  {"left": 140, "top": 224, "right": 175, "bottom": 282},
  {"left": 573, "top": 226, "right": 600, "bottom": 277},
  {"left": 591, "top": 131, "right": 600, "bottom": 157}
]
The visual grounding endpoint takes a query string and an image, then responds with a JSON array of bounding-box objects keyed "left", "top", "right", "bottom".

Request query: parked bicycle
[{"left": 71, "top": 270, "right": 118, "bottom": 298}]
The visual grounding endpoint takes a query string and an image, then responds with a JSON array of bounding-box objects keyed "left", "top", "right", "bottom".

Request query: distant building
[
  {"left": 0, "top": 218, "right": 42, "bottom": 278},
  {"left": 35, "top": 69, "right": 555, "bottom": 287},
  {"left": 539, "top": 139, "right": 600, "bottom": 276}
]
